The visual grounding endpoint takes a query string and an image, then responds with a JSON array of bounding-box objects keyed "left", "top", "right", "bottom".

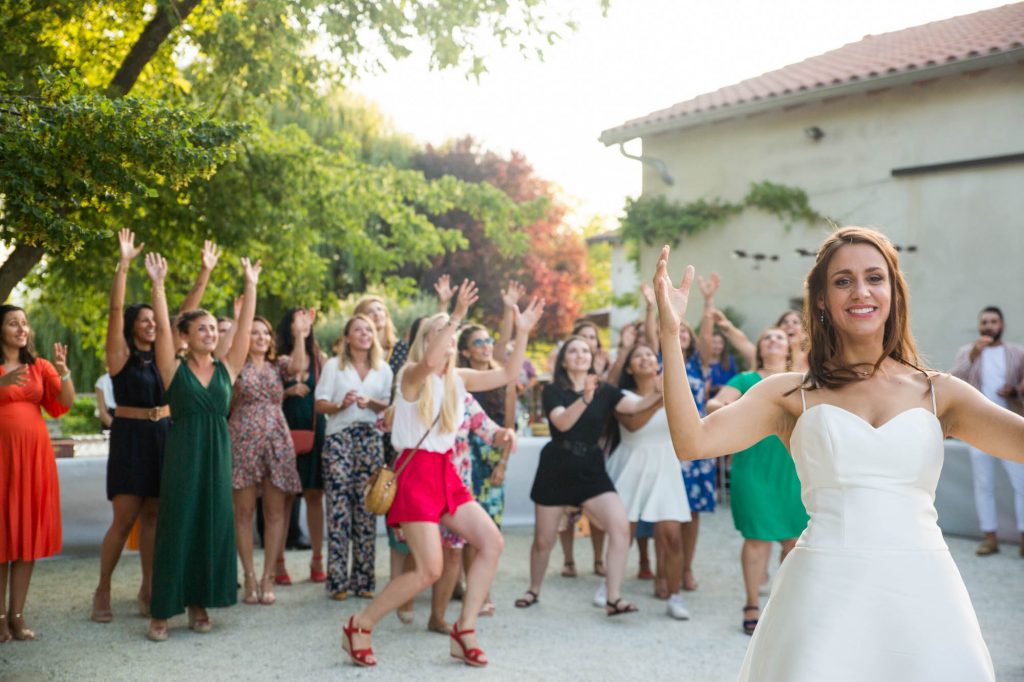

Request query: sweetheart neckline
[{"left": 794, "top": 403, "right": 939, "bottom": 437}]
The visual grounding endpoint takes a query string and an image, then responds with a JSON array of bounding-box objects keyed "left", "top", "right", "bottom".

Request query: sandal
[
  {"left": 594, "top": 559, "right": 607, "bottom": 577},
  {"left": 514, "top": 590, "right": 539, "bottom": 608},
  {"left": 450, "top": 624, "right": 488, "bottom": 667},
  {"left": 605, "top": 598, "right": 639, "bottom": 617},
  {"left": 91, "top": 589, "right": 113, "bottom": 623},
  {"left": 742, "top": 605, "right": 759, "bottom": 635},
  {"left": 682, "top": 569, "right": 698, "bottom": 592},
  {"left": 396, "top": 608, "right": 414, "bottom": 625},
  {"left": 259, "top": 577, "right": 276, "bottom": 606},
  {"left": 331, "top": 591, "right": 350, "bottom": 601},
  {"left": 242, "top": 572, "right": 259, "bottom": 605},
  {"left": 0, "top": 615, "right": 11, "bottom": 644},
  {"left": 342, "top": 615, "right": 376, "bottom": 667},
  {"left": 10, "top": 613, "right": 35, "bottom": 641},
  {"left": 478, "top": 601, "right": 496, "bottom": 617},
  {"left": 560, "top": 561, "right": 577, "bottom": 578},
  {"left": 427, "top": 617, "right": 450, "bottom": 634},
  {"left": 146, "top": 619, "right": 169, "bottom": 642},
  {"left": 188, "top": 606, "right": 213, "bottom": 633},
  {"left": 274, "top": 557, "right": 292, "bottom": 586},
  {"left": 310, "top": 554, "right": 327, "bottom": 583}
]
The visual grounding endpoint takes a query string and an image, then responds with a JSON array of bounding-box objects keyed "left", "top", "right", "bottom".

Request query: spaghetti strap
[
  {"left": 928, "top": 377, "right": 937, "bottom": 415},
  {"left": 800, "top": 388, "right": 807, "bottom": 413}
]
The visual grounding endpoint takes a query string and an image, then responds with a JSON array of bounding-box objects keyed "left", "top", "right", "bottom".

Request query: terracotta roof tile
[{"left": 602, "top": 3, "right": 1024, "bottom": 142}]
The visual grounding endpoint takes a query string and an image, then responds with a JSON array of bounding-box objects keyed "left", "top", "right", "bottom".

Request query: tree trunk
[
  {"left": 105, "top": 0, "right": 204, "bottom": 98},
  {"left": 0, "top": 243, "right": 45, "bottom": 303}
]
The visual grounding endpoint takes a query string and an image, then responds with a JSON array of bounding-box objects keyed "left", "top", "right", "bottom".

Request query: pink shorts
[{"left": 386, "top": 449, "right": 474, "bottom": 529}]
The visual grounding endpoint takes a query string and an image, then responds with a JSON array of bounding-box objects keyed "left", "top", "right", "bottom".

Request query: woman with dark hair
[
  {"left": 0, "top": 305, "right": 74, "bottom": 642},
  {"left": 144, "top": 252, "right": 259, "bottom": 641},
  {"left": 516, "top": 335, "right": 662, "bottom": 615},
  {"left": 275, "top": 308, "right": 328, "bottom": 584},
  {"left": 776, "top": 309, "right": 809, "bottom": 372},
  {"left": 606, "top": 342, "right": 691, "bottom": 619},
  {"left": 654, "top": 227, "right": 1018, "bottom": 680},
  {"left": 92, "top": 230, "right": 219, "bottom": 623},
  {"left": 706, "top": 327, "right": 808, "bottom": 635},
  {"left": 229, "top": 315, "right": 301, "bottom": 606}
]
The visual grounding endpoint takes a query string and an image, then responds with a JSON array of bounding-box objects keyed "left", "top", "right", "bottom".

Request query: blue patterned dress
[{"left": 680, "top": 353, "right": 717, "bottom": 512}]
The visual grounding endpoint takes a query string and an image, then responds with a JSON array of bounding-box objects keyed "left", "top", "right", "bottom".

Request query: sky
[{"left": 350, "top": 0, "right": 1011, "bottom": 229}]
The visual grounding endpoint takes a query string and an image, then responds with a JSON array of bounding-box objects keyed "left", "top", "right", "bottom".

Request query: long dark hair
[
  {"left": 553, "top": 336, "right": 595, "bottom": 390},
  {"left": 276, "top": 308, "right": 321, "bottom": 372},
  {"left": 124, "top": 303, "right": 154, "bottom": 367},
  {"left": 457, "top": 324, "right": 499, "bottom": 370},
  {"left": 0, "top": 304, "right": 36, "bottom": 364},
  {"left": 617, "top": 342, "right": 656, "bottom": 393}
]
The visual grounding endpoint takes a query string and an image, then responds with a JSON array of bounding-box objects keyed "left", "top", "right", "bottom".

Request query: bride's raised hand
[{"left": 653, "top": 245, "right": 694, "bottom": 334}]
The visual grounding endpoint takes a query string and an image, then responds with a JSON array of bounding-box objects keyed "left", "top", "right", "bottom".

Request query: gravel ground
[{"left": 2, "top": 510, "right": 1022, "bottom": 681}]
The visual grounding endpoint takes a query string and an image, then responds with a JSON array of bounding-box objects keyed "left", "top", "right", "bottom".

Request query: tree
[{"left": 409, "top": 137, "right": 592, "bottom": 339}]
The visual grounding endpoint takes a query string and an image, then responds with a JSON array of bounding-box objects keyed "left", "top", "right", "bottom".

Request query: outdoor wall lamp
[
  {"left": 804, "top": 126, "right": 825, "bottom": 142},
  {"left": 732, "top": 250, "right": 780, "bottom": 269}
]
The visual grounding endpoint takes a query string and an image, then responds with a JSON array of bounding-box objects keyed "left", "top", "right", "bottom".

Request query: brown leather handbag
[{"left": 364, "top": 413, "right": 439, "bottom": 515}]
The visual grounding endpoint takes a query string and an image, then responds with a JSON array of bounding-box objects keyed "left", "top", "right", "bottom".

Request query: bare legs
[
  {"left": 526, "top": 504, "right": 566, "bottom": 597},
  {"left": 741, "top": 537, "right": 797, "bottom": 608},
  {"left": 233, "top": 479, "right": 289, "bottom": 603},
  {"left": 430, "top": 546, "right": 462, "bottom": 631},
  {"left": 95, "top": 494, "right": 159, "bottom": 618},
  {"left": 653, "top": 521, "right": 683, "bottom": 596},
  {"left": 580, "top": 493, "right": 630, "bottom": 606},
  {"left": 3, "top": 561, "right": 35, "bottom": 640},
  {"left": 302, "top": 488, "right": 325, "bottom": 560},
  {"left": 681, "top": 513, "right": 700, "bottom": 590},
  {"left": 558, "top": 512, "right": 605, "bottom": 576}
]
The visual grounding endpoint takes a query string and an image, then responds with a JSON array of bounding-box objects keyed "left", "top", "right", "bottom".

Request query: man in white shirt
[{"left": 951, "top": 306, "right": 1024, "bottom": 556}]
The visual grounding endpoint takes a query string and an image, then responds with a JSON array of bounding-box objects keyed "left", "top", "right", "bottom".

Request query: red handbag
[{"left": 290, "top": 357, "right": 318, "bottom": 456}]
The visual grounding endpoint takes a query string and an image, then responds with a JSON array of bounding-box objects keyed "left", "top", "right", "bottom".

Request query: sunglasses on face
[{"left": 471, "top": 338, "right": 495, "bottom": 348}]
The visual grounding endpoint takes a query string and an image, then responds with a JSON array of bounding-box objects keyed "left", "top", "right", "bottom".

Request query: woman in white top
[
  {"left": 654, "top": 227, "right": 1021, "bottom": 681},
  {"left": 314, "top": 314, "right": 393, "bottom": 601},
  {"left": 343, "top": 281, "right": 544, "bottom": 668}
]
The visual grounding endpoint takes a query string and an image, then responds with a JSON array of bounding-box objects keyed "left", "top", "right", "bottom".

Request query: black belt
[{"left": 557, "top": 440, "right": 596, "bottom": 457}]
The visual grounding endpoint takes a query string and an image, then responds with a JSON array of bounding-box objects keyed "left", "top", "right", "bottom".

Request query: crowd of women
[{"left": 2, "top": 225, "right": 1022, "bottom": 680}]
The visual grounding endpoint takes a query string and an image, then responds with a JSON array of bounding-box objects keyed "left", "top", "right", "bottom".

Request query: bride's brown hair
[{"left": 801, "top": 226, "right": 925, "bottom": 390}]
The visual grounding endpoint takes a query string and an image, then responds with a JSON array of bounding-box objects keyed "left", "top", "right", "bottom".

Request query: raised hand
[
  {"left": 653, "top": 246, "right": 694, "bottom": 334},
  {"left": 501, "top": 280, "right": 526, "bottom": 309},
  {"left": 697, "top": 272, "right": 720, "bottom": 301},
  {"left": 291, "top": 309, "right": 313, "bottom": 339},
  {"left": 619, "top": 323, "right": 637, "bottom": 349},
  {"left": 144, "top": 252, "right": 168, "bottom": 285},
  {"left": 514, "top": 297, "right": 546, "bottom": 334},
  {"left": 241, "top": 257, "right": 262, "bottom": 285},
  {"left": 52, "top": 342, "right": 69, "bottom": 377},
  {"left": 639, "top": 282, "right": 655, "bottom": 308},
  {"left": 118, "top": 229, "right": 144, "bottom": 263},
  {"left": 434, "top": 274, "right": 455, "bottom": 307},
  {"left": 452, "top": 279, "right": 478, "bottom": 320},
  {"left": 711, "top": 308, "right": 734, "bottom": 331},
  {"left": 0, "top": 364, "right": 29, "bottom": 388},
  {"left": 201, "top": 240, "right": 221, "bottom": 271}
]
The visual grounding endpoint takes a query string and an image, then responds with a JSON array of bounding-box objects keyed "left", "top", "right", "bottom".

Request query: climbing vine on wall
[{"left": 619, "top": 181, "right": 825, "bottom": 260}]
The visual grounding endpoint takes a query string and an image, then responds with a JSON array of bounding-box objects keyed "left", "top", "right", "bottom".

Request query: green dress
[
  {"left": 280, "top": 357, "right": 325, "bottom": 490},
  {"left": 150, "top": 360, "right": 237, "bottom": 619},
  {"left": 728, "top": 371, "right": 809, "bottom": 541}
]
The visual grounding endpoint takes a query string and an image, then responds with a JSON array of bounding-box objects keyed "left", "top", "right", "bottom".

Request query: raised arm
[
  {"left": 940, "top": 374, "right": 1024, "bottom": 463},
  {"left": 606, "top": 323, "right": 637, "bottom": 386},
  {"left": 433, "top": 274, "right": 455, "bottom": 314},
  {"left": 145, "top": 252, "right": 179, "bottom": 390},
  {"left": 711, "top": 309, "right": 757, "bottom": 368},
  {"left": 641, "top": 283, "right": 659, "bottom": 352},
  {"left": 106, "top": 229, "right": 145, "bottom": 376},
  {"left": 462, "top": 297, "right": 545, "bottom": 393},
  {"left": 402, "top": 279, "right": 478, "bottom": 399},
  {"left": 50, "top": 343, "right": 76, "bottom": 408},
  {"left": 494, "top": 280, "right": 524, "bottom": 364},
  {"left": 615, "top": 381, "right": 664, "bottom": 432},
  {"left": 655, "top": 247, "right": 788, "bottom": 460},
  {"left": 222, "top": 258, "right": 260, "bottom": 381},
  {"left": 214, "top": 296, "right": 241, "bottom": 360},
  {"left": 178, "top": 240, "right": 220, "bottom": 314},
  {"left": 287, "top": 309, "right": 314, "bottom": 377},
  {"left": 694, "top": 273, "right": 719, "bottom": 363}
]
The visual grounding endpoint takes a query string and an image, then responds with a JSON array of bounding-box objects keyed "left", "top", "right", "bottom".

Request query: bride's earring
[{"left": 819, "top": 310, "right": 825, "bottom": 324}]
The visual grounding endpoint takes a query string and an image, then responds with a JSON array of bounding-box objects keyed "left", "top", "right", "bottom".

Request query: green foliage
[
  {"left": 619, "top": 181, "right": 826, "bottom": 258},
  {"left": 59, "top": 394, "right": 101, "bottom": 436}
]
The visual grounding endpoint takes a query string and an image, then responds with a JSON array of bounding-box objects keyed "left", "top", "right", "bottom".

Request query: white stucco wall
[{"left": 623, "top": 63, "right": 1024, "bottom": 367}]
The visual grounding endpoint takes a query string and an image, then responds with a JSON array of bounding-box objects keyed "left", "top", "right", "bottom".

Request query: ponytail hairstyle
[
  {"left": 399, "top": 312, "right": 460, "bottom": 434},
  {"left": 801, "top": 226, "right": 924, "bottom": 390}
]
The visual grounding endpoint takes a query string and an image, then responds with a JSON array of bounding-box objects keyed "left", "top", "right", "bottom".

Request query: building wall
[{"left": 623, "top": 63, "right": 1024, "bottom": 367}]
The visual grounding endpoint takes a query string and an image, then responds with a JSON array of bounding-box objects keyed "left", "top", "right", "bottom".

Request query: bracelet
[
  {"left": 581, "top": 396, "right": 591, "bottom": 406},
  {"left": 60, "top": 371, "right": 71, "bottom": 382}
]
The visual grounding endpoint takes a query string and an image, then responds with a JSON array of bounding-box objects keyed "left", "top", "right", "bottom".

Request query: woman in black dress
[
  {"left": 92, "top": 230, "right": 219, "bottom": 622},
  {"left": 516, "top": 336, "right": 661, "bottom": 615}
]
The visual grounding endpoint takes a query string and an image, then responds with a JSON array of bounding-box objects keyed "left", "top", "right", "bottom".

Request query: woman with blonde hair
[
  {"left": 314, "top": 313, "right": 392, "bottom": 600},
  {"left": 654, "top": 226, "right": 1013, "bottom": 679},
  {"left": 342, "top": 281, "right": 544, "bottom": 668},
  {"left": 354, "top": 296, "right": 398, "bottom": 361}
]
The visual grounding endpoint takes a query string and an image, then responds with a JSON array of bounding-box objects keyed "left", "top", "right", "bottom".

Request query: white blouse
[
  {"left": 391, "top": 372, "right": 466, "bottom": 453},
  {"left": 314, "top": 357, "right": 393, "bottom": 437}
]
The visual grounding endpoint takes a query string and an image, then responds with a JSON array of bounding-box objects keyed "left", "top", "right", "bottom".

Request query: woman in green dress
[
  {"left": 143, "top": 251, "right": 261, "bottom": 641},
  {"left": 706, "top": 326, "right": 808, "bottom": 635}
]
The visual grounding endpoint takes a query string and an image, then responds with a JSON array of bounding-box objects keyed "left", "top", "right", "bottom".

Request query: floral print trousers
[{"left": 322, "top": 423, "right": 383, "bottom": 595}]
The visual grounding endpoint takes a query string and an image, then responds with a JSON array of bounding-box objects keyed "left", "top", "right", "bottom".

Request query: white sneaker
[
  {"left": 667, "top": 593, "right": 691, "bottom": 620},
  {"left": 593, "top": 582, "right": 607, "bottom": 608}
]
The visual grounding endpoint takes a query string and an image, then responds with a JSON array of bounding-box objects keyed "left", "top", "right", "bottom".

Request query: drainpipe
[{"left": 618, "top": 143, "right": 674, "bottom": 186}]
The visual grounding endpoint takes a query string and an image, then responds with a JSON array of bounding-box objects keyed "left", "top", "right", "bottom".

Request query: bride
[{"left": 653, "top": 226, "right": 1022, "bottom": 681}]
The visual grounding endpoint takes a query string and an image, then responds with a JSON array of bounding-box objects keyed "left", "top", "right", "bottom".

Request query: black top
[
  {"left": 111, "top": 350, "right": 166, "bottom": 408},
  {"left": 543, "top": 382, "right": 623, "bottom": 444},
  {"left": 472, "top": 386, "right": 506, "bottom": 426}
]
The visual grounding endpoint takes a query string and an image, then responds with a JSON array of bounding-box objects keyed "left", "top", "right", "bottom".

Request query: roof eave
[{"left": 598, "top": 49, "right": 1024, "bottom": 146}]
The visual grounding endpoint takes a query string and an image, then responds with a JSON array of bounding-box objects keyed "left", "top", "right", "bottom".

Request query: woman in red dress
[{"left": 0, "top": 304, "right": 75, "bottom": 642}]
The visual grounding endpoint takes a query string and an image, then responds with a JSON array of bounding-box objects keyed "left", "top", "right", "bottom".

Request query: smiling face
[
  {"left": 183, "top": 314, "right": 219, "bottom": 354},
  {"left": 346, "top": 317, "right": 376, "bottom": 352},
  {"left": 133, "top": 308, "right": 157, "bottom": 345},
  {"left": 626, "top": 344, "right": 659, "bottom": 379},
  {"left": 464, "top": 329, "right": 494, "bottom": 365},
  {"left": 756, "top": 328, "right": 790, "bottom": 368},
  {"left": 777, "top": 311, "right": 804, "bottom": 343},
  {"left": 821, "top": 243, "right": 891, "bottom": 341},
  {"left": 575, "top": 324, "right": 599, "bottom": 353},
  {"left": 363, "top": 301, "right": 388, "bottom": 337},
  {"left": 1, "top": 309, "right": 30, "bottom": 352},
  {"left": 249, "top": 319, "right": 272, "bottom": 357},
  {"left": 561, "top": 338, "right": 593, "bottom": 373}
]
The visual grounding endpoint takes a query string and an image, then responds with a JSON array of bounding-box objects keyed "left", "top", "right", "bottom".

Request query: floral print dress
[
  {"left": 680, "top": 352, "right": 717, "bottom": 512},
  {"left": 440, "top": 394, "right": 502, "bottom": 549}
]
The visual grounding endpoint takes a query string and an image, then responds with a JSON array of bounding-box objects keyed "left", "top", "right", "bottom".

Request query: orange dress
[{"left": 0, "top": 359, "right": 68, "bottom": 561}]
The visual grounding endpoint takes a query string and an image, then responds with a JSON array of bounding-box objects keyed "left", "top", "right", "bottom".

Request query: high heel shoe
[
  {"left": 242, "top": 572, "right": 259, "bottom": 605},
  {"left": 310, "top": 554, "right": 326, "bottom": 583},
  {"left": 187, "top": 606, "right": 213, "bottom": 634},
  {"left": 450, "top": 624, "right": 487, "bottom": 667},
  {"left": 91, "top": 589, "right": 113, "bottom": 623},
  {"left": 10, "top": 614, "right": 35, "bottom": 641},
  {"left": 342, "top": 615, "right": 376, "bottom": 667},
  {"left": 259, "top": 577, "right": 276, "bottom": 606},
  {"left": 146, "top": 619, "right": 169, "bottom": 642},
  {"left": 274, "top": 557, "right": 292, "bottom": 586}
]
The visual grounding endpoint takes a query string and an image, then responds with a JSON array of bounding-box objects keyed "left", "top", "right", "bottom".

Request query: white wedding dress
[{"left": 738, "top": 389, "right": 995, "bottom": 681}]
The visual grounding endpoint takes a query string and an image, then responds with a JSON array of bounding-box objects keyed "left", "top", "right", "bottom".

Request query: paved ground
[{"left": 2, "top": 509, "right": 1023, "bottom": 681}]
